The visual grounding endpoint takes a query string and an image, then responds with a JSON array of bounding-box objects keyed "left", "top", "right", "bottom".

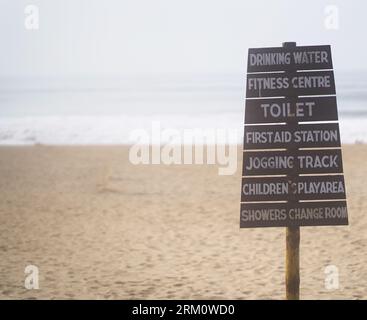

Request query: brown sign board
[
  {"left": 246, "top": 71, "right": 336, "bottom": 98},
  {"left": 243, "top": 123, "right": 341, "bottom": 149},
  {"left": 241, "top": 175, "right": 346, "bottom": 202},
  {"left": 242, "top": 149, "right": 343, "bottom": 176},
  {"left": 240, "top": 201, "right": 348, "bottom": 228},
  {"left": 240, "top": 43, "right": 348, "bottom": 228},
  {"left": 247, "top": 45, "right": 333, "bottom": 73},
  {"left": 245, "top": 96, "right": 338, "bottom": 124}
]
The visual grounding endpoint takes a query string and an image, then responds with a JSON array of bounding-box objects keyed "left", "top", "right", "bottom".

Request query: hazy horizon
[{"left": 1, "top": 1, "right": 367, "bottom": 145}]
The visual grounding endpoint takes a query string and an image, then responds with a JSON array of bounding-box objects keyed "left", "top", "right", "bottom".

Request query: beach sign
[
  {"left": 240, "top": 43, "right": 348, "bottom": 229},
  {"left": 240, "top": 42, "right": 348, "bottom": 300}
]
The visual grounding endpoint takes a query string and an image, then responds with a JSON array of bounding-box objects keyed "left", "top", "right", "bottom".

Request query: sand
[{"left": 0, "top": 145, "right": 366, "bottom": 300}]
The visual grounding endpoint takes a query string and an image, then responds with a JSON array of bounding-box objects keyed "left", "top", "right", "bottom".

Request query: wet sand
[{"left": 0, "top": 145, "right": 366, "bottom": 299}]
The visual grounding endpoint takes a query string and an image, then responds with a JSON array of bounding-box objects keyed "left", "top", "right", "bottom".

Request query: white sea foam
[
  {"left": 0, "top": 114, "right": 365, "bottom": 145},
  {"left": 0, "top": 114, "right": 243, "bottom": 145},
  {"left": 0, "top": 73, "right": 366, "bottom": 145}
]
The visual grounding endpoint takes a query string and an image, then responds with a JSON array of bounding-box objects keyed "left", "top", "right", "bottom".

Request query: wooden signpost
[{"left": 240, "top": 42, "right": 348, "bottom": 300}]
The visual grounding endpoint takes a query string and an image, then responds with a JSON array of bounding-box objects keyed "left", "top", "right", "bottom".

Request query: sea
[{"left": 0, "top": 72, "right": 366, "bottom": 145}]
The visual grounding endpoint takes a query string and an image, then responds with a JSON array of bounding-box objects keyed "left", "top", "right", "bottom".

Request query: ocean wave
[{"left": 0, "top": 114, "right": 365, "bottom": 145}]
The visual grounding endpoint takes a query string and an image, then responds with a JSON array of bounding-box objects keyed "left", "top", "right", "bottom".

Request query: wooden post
[
  {"left": 283, "top": 42, "right": 300, "bottom": 300},
  {"left": 286, "top": 226, "right": 300, "bottom": 299}
]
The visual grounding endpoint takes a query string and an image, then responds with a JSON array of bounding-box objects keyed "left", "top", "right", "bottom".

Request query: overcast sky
[{"left": 1, "top": 0, "right": 366, "bottom": 77}]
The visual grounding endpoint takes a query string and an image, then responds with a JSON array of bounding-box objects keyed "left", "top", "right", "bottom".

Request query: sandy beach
[{"left": 0, "top": 144, "right": 366, "bottom": 299}]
